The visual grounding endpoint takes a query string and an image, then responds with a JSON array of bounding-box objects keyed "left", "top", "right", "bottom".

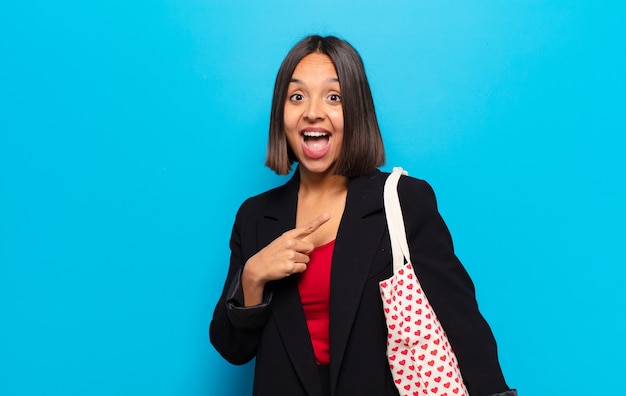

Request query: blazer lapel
[
  {"left": 257, "top": 171, "right": 323, "bottom": 396},
  {"left": 328, "top": 171, "right": 387, "bottom": 390}
]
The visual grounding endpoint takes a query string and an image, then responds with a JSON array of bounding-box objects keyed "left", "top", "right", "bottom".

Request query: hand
[{"left": 241, "top": 213, "right": 330, "bottom": 306}]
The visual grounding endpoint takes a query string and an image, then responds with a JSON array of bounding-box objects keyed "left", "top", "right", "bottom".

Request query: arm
[
  {"left": 398, "top": 177, "right": 514, "bottom": 396},
  {"left": 209, "top": 210, "right": 268, "bottom": 365}
]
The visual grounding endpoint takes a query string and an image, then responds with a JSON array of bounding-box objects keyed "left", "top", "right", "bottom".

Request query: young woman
[{"left": 210, "top": 35, "right": 516, "bottom": 396}]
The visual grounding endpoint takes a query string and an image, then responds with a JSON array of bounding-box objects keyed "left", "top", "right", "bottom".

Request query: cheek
[
  {"left": 283, "top": 108, "right": 299, "bottom": 131},
  {"left": 330, "top": 109, "right": 344, "bottom": 129}
]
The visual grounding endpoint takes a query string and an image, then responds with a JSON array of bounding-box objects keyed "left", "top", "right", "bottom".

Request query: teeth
[{"left": 303, "top": 131, "right": 328, "bottom": 137}]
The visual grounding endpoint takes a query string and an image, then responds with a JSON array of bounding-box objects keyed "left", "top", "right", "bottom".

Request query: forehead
[{"left": 291, "top": 53, "right": 338, "bottom": 79}]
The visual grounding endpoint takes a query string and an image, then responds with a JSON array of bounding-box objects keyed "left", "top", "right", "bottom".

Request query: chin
[{"left": 300, "top": 162, "right": 337, "bottom": 175}]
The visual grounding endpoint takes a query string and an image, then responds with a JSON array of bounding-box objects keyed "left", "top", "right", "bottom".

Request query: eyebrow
[{"left": 289, "top": 77, "right": 340, "bottom": 84}]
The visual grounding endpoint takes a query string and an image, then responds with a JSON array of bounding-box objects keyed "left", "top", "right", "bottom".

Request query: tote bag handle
[{"left": 383, "top": 167, "right": 412, "bottom": 273}]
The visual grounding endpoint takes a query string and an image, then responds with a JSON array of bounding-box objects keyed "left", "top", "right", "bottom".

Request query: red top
[{"left": 297, "top": 239, "right": 334, "bottom": 365}]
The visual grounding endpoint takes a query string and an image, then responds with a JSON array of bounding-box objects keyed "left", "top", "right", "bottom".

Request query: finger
[
  {"left": 292, "top": 251, "right": 311, "bottom": 264},
  {"left": 287, "top": 263, "right": 308, "bottom": 276},
  {"left": 291, "top": 213, "right": 331, "bottom": 240},
  {"left": 285, "top": 239, "right": 315, "bottom": 255}
]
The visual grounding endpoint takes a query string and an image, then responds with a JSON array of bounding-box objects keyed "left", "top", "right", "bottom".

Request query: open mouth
[
  {"left": 301, "top": 130, "right": 331, "bottom": 159},
  {"left": 303, "top": 131, "right": 330, "bottom": 147}
]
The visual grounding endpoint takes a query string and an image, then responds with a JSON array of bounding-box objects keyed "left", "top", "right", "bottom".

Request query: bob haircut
[{"left": 265, "top": 35, "right": 385, "bottom": 176}]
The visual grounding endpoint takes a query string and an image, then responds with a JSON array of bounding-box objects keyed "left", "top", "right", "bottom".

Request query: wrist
[{"left": 242, "top": 260, "right": 266, "bottom": 306}]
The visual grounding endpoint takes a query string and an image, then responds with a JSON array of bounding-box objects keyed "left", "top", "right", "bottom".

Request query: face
[{"left": 284, "top": 53, "right": 344, "bottom": 176}]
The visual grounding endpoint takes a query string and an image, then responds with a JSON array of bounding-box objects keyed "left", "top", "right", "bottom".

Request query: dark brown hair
[{"left": 265, "top": 35, "right": 385, "bottom": 176}]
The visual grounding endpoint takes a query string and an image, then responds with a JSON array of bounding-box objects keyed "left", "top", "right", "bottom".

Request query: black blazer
[{"left": 210, "top": 170, "right": 513, "bottom": 396}]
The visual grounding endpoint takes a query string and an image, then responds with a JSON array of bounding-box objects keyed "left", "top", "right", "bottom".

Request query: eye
[
  {"left": 328, "top": 93, "right": 341, "bottom": 103},
  {"left": 289, "top": 93, "right": 304, "bottom": 102}
]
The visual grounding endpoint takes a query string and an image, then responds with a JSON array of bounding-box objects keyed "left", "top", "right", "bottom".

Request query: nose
[{"left": 303, "top": 97, "right": 324, "bottom": 121}]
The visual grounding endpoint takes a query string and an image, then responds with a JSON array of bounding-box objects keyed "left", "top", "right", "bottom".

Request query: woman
[{"left": 210, "top": 35, "right": 516, "bottom": 396}]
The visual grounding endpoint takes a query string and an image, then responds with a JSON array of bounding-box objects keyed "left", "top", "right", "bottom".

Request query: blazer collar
[
  {"left": 262, "top": 168, "right": 384, "bottom": 219},
  {"left": 257, "top": 170, "right": 325, "bottom": 395},
  {"left": 263, "top": 169, "right": 300, "bottom": 222},
  {"left": 328, "top": 171, "right": 387, "bottom": 391},
  {"left": 258, "top": 169, "right": 387, "bottom": 396}
]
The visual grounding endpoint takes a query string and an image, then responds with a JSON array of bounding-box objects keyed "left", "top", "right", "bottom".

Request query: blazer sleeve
[
  {"left": 397, "top": 177, "right": 514, "bottom": 396},
  {"left": 209, "top": 203, "right": 272, "bottom": 365}
]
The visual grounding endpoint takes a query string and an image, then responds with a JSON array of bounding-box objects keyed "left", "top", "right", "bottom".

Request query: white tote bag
[{"left": 379, "top": 167, "right": 468, "bottom": 396}]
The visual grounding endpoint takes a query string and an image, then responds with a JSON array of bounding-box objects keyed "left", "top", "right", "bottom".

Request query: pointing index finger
[{"left": 293, "top": 213, "right": 331, "bottom": 240}]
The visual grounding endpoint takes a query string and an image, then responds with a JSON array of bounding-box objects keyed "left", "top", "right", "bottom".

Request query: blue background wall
[{"left": 1, "top": 1, "right": 625, "bottom": 394}]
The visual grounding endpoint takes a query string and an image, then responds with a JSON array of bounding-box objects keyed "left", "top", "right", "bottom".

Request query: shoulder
[
  {"left": 347, "top": 169, "right": 439, "bottom": 218},
  {"left": 239, "top": 184, "right": 285, "bottom": 211},
  {"left": 375, "top": 168, "right": 436, "bottom": 200},
  {"left": 235, "top": 174, "right": 298, "bottom": 221},
  {"left": 375, "top": 168, "right": 440, "bottom": 218},
  {"left": 398, "top": 174, "right": 437, "bottom": 204}
]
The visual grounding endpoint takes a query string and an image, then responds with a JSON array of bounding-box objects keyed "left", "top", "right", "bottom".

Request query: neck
[{"left": 297, "top": 167, "right": 348, "bottom": 196}]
